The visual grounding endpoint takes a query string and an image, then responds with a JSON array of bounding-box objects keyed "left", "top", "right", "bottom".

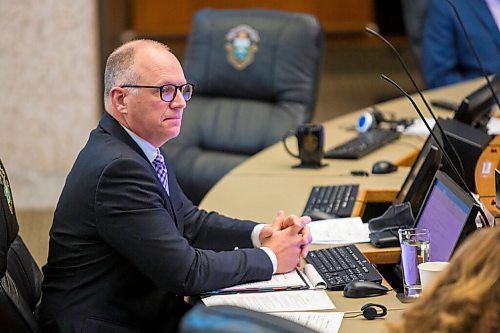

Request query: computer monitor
[
  {"left": 414, "top": 170, "right": 479, "bottom": 261},
  {"left": 393, "top": 141, "right": 442, "bottom": 219},
  {"left": 454, "top": 75, "right": 500, "bottom": 131}
]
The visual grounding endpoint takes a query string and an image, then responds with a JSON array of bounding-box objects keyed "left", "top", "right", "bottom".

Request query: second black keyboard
[
  {"left": 324, "top": 129, "right": 401, "bottom": 159},
  {"left": 306, "top": 244, "right": 383, "bottom": 290},
  {"left": 302, "top": 184, "right": 359, "bottom": 218}
]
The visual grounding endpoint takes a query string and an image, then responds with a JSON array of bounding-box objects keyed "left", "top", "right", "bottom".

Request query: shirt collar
[
  {"left": 485, "top": 0, "right": 500, "bottom": 31},
  {"left": 121, "top": 125, "right": 158, "bottom": 163}
]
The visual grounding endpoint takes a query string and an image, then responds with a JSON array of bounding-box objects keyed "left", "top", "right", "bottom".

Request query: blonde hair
[{"left": 387, "top": 227, "right": 500, "bottom": 333}]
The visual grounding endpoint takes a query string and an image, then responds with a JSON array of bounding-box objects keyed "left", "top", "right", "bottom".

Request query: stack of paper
[
  {"left": 202, "top": 289, "right": 334, "bottom": 312},
  {"left": 309, "top": 217, "right": 370, "bottom": 244},
  {"left": 272, "top": 312, "right": 344, "bottom": 333}
]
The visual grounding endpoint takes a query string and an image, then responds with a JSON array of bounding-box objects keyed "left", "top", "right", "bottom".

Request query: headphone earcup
[
  {"left": 362, "top": 307, "right": 378, "bottom": 320},
  {"left": 361, "top": 303, "right": 388, "bottom": 320},
  {"left": 357, "top": 110, "right": 385, "bottom": 133}
]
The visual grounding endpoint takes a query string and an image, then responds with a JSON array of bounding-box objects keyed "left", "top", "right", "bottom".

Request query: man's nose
[{"left": 171, "top": 89, "right": 187, "bottom": 108}]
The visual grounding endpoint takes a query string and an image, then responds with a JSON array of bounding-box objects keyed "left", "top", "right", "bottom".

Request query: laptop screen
[
  {"left": 414, "top": 171, "right": 478, "bottom": 261},
  {"left": 393, "top": 142, "right": 442, "bottom": 218}
]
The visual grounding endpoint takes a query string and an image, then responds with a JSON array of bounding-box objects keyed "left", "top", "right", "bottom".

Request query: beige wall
[{"left": 0, "top": 0, "right": 100, "bottom": 210}]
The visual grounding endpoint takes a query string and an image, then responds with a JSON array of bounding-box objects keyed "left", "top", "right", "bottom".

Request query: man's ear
[{"left": 110, "top": 87, "right": 128, "bottom": 114}]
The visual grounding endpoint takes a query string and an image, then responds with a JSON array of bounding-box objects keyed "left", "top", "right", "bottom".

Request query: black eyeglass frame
[{"left": 120, "top": 83, "right": 194, "bottom": 102}]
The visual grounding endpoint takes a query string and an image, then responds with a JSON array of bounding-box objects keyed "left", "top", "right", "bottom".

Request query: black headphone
[
  {"left": 361, "top": 303, "right": 387, "bottom": 320},
  {"left": 344, "top": 303, "right": 388, "bottom": 320},
  {"left": 357, "top": 109, "right": 413, "bottom": 133}
]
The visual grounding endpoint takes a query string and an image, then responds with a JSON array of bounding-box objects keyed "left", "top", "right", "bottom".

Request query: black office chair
[
  {"left": 180, "top": 304, "right": 318, "bottom": 333},
  {"left": 0, "top": 158, "right": 43, "bottom": 332},
  {"left": 163, "top": 8, "right": 323, "bottom": 204},
  {"left": 401, "top": 0, "right": 429, "bottom": 71}
]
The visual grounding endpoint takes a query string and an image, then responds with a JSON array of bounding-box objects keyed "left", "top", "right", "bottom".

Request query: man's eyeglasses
[{"left": 120, "top": 83, "right": 194, "bottom": 102}]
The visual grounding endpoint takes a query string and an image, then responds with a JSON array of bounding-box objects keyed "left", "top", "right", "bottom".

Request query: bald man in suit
[{"left": 39, "top": 39, "right": 311, "bottom": 333}]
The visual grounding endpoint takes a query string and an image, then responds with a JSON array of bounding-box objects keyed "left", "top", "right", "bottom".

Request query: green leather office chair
[{"left": 163, "top": 9, "right": 323, "bottom": 204}]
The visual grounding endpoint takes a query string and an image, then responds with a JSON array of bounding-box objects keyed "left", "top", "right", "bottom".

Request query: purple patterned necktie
[{"left": 152, "top": 149, "right": 169, "bottom": 195}]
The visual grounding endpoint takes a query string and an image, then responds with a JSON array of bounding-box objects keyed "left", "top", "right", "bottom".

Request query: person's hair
[
  {"left": 103, "top": 39, "right": 170, "bottom": 110},
  {"left": 387, "top": 227, "right": 500, "bottom": 333}
]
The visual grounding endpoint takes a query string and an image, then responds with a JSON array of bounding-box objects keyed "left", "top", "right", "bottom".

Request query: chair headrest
[
  {"left": 0, "top": 159, "right": 20, "bottom": 276},
  {"left": 185, "top": 8, "right": 323, "bottom": 106}
]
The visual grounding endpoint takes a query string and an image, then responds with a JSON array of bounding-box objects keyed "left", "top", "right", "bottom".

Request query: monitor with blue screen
[{"left": 414, "top": 170, "right": 479, "bottom": 261}]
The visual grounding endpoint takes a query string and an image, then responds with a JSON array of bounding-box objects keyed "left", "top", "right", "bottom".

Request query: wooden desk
[
  {"left": 199, "top": 78, "right": 486, "bottom": 331},
  {"left": 475, "top": 135, "right": 500, "bottom": 217},
  {"left": 201, "top": 79, "right": 485, "bottom": 261},
  {"left": 327, "top": 290, "right": 407, "bottom": 333}
]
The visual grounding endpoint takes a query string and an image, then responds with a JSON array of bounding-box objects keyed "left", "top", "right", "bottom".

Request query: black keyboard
[
  {"left": 306, "top": 244, "right": 383, "bottom": 290},
  {"left": 302, "top": 184, "right": 359, "bottom": 218},
  {"left": 324, "top": 129, "right": 401, "bottom": 159}
]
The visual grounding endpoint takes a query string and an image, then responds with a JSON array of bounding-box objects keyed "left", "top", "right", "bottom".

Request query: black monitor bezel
[
  {"left": 393, "top": 134, "right": 443, "bottom": 218},
  {"left": 414, "top": 170, "right": 479, "bottom": 260}
]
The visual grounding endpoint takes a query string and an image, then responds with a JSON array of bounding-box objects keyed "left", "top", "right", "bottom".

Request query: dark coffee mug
[{"left": 282, "top": 124, "right": 324, "bottom": 167}]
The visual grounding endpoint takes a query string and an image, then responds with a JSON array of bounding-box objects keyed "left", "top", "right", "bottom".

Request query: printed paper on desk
[
  {"left": 309, "top": 217, "right": 370, "bottom": 244},
  {"left": 272, "top": 312, "right": 344, "bottom": 333},
  {"left": 202, "top": 269, "right": 307, "bottom": 295},
  {"left": 203, "top": 267, "right": 325, "bottom": 295},
  {"left": 487, "top": 116, "right": 500, "bottom": 135},
  {"left": 404, "top": 118, "right": 434, "bottom": 136},
  {"left": 202, "top": 290, "right": 335, "bottom": 312}
]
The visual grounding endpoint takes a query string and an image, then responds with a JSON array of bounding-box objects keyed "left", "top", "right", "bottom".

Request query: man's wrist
[
  {"left": 259, "top": 247, "right": 277, "bottom": 274},
  {"left": 251, "top": 223, "right": 266, "bottom": 247},
  {"left": 250, "top": 224, "right": 276, "bottom": 273}
]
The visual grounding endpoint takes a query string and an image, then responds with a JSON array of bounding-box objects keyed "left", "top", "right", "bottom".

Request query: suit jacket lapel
[
  {"left": 99, "top": 112, "right": 148, "bottom": 160},
  {"left": 99, "top": 112, "right": 180, "bottom": 229},
  {"left": 467, "top": 0, "right": 500, "bottom": 51}
]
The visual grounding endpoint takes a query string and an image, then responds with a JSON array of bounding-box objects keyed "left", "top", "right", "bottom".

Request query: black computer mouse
[
  {"left": 343, "top": 281, "right": 390, "bottom": 298},
  {"left": 372, "top": 160, "right": 398, "bottom": 174}
]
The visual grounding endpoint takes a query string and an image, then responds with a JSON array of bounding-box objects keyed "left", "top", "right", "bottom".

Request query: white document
[
  {"left": 309, "top": 217, "right": 370, "bottom": 244},
  {"left": 404, "top": 117, "right": 435, "bottom": 136},
  {"left": 202, "top": 290, "right": 335, "bottom": 312},
  {"left": 300, "top": 264, "right": 327, "bottom": 289},
  {"left": 204, "top": 266, "right": 325, "bottom": 295},
  {"left": 204, "top": 265, "right": 326, "bottom": 295},
  {"left": 272, "top": 312, "right": 344, "bottom": 333},
  {"left": 487, "top": 116, "right": 500, "bottom": 135},
  {"left": 206, "top": 268, "right": 307, "bottom": 294}
]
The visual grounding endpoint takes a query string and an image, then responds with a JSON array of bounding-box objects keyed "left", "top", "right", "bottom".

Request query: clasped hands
[{"left": 259, "top": 210, "right": 312, "bottom": 274}]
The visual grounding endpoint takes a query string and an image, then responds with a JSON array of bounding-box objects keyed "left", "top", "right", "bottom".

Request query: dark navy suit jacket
[
  {"left": 422, "top": 0, "right": 500, "bottom": 88},
  {"left": 39, "top": 112, "right": 273, "bottom": 332}
]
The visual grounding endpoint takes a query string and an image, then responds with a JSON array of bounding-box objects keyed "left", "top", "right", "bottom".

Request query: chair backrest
[
  {"left": 164, "top": 9, "right": 323, "bottom": 204},
  {"left": 180, "top": 304, "right": 318, "bottom": 333},
  {"left": 0, "top": 158, "right": 42, "bottom": 333},
  {"left": 401, "top": 0, "right": 429, "bottom": 69}
]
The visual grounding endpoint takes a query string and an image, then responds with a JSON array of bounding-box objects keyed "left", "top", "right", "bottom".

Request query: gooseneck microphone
[
  {"left": 364, "top": 27, "right": 466, "bottom": 177},
  {"left": 381, "top": 75, "right": 472, "bottom": 194},
  {"left": 445, "top": 0, "right": 500, "bottom": 109},
  {"left": 382, "top": 74, "right": 490, "bottom": 227}
]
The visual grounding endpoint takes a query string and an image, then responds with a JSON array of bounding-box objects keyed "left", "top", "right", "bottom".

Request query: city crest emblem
[
  {"left": 225, "top": 24, "right": 260, "bottom": 70},
  {"left": 0, "top": 166, "right": 13, "bottom": 215}
]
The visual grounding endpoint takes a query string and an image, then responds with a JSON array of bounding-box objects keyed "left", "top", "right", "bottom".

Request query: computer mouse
[
  {"left": 343, "top": 280, "right": 390, "bottom": 298},
  {"left": 372, "top": 160, "right": 398, "bottom": 174}
]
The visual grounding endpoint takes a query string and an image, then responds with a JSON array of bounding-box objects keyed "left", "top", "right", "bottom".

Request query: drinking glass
[{"left": 398, "top": 228, "right": 430, "bottom": 298}]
